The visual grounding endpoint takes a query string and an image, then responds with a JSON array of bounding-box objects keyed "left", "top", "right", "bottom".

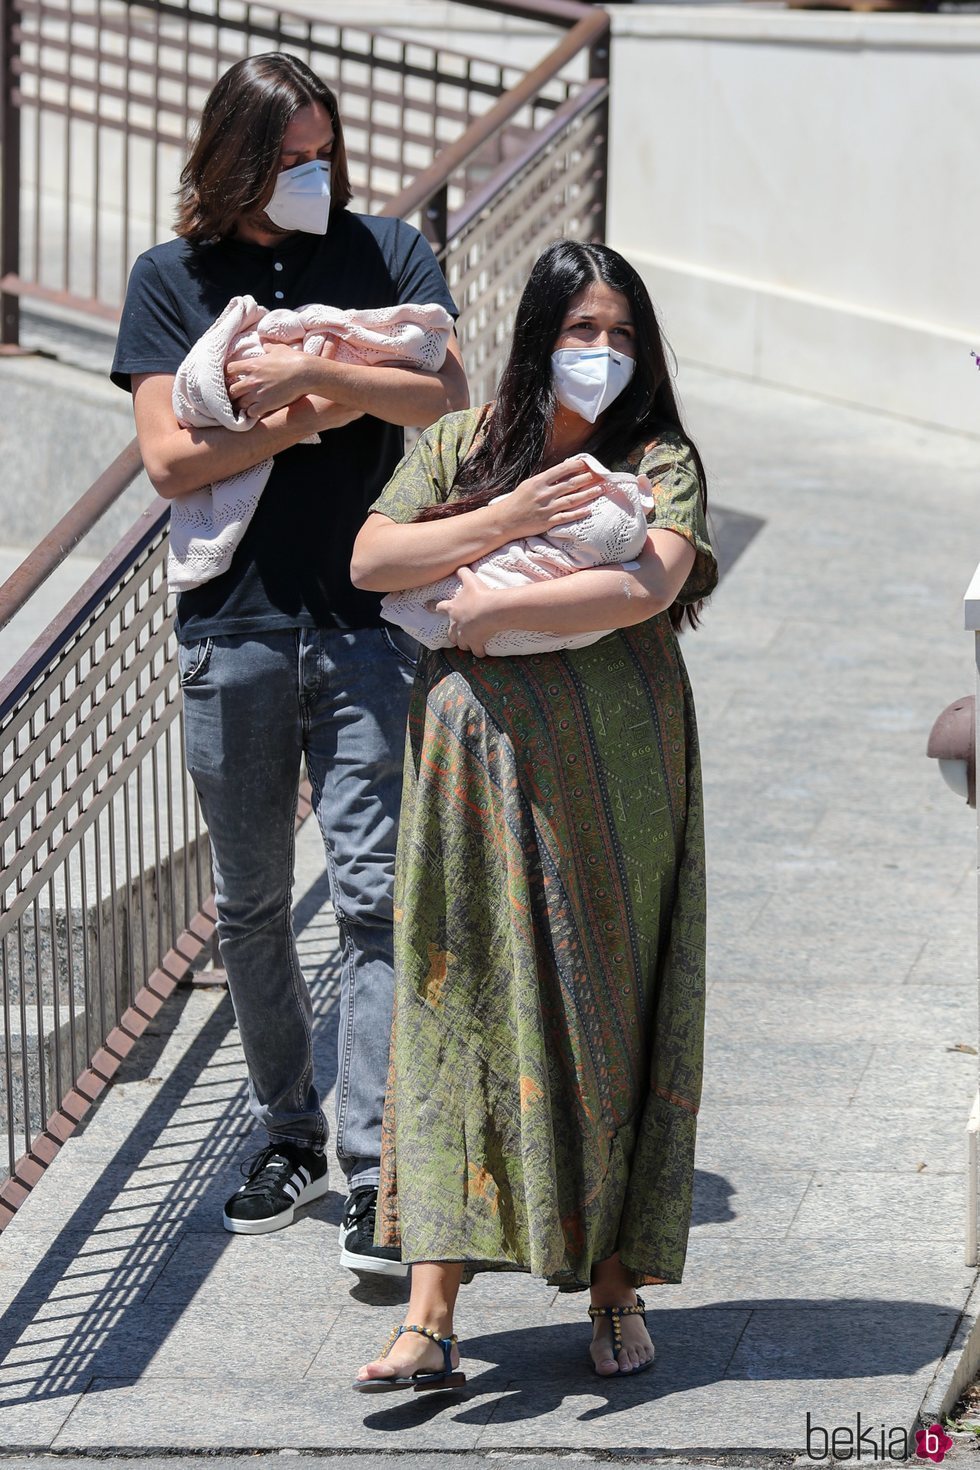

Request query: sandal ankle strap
[{"left": 379, "top": 1322, "right": 458, "bottom": 1373}]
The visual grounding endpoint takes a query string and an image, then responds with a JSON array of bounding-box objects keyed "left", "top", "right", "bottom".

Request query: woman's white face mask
[
  {"left": 551, "top": 346, "right": 635, "bottom": 424},
  {"left": 264, "top": 159, "right": 332, "bottom": 235}
]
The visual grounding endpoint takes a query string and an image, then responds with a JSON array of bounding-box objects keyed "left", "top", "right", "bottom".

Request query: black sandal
[
  {"left": 587, "top": 1295, "right": 655, "bottom": 1378},
  {"left": 352, "top": 1323, "right": 467, "bottom": 1394}
]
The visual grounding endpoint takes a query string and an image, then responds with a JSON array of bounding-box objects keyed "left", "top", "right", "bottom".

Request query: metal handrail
[
  {"left": 378, "top": 7, "right": 608, "bottom": 238},
  {"left": 448, "top": 78, "right": 607, "bottom": 240},
  {"left": 0, "top": 441, "right": 144, "bottom": 639}
]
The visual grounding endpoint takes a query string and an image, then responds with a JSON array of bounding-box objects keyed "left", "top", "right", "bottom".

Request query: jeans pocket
[
  {"left": 177, "top": 636, "right": 214, "bottom": 688},
  {"left": 380, "top": 624, "right": 420, "bottom": 671}
]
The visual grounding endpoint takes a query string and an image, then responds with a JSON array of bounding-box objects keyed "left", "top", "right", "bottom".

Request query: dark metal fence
[{"left": 0, "top": 0, "right": 609, "bottom": 1223}]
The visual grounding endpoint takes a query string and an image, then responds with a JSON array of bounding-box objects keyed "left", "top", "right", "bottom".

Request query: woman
[{"left": 349, "top": 241, "right": 717, "bottom": 1390}]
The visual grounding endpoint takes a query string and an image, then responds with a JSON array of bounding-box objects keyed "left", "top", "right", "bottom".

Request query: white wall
[{"left": 607, "top": 5, "right": 980, "bottom": 436}]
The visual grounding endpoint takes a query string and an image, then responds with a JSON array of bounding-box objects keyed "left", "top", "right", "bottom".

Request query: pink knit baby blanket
[
  {"left": 380, "top": 455, "right": 654, "bottom": 657},
  {"left": 167, "top": 295, "right": 454, "bottom": 592}
]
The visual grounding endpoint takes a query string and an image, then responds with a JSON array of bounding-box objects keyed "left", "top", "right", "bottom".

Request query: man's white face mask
[
  {"left": 264, "top": 159, "right": 332, "bottom": 235},
  {"left": 551, "top": 346, "right": 636, "bottom": 424}
]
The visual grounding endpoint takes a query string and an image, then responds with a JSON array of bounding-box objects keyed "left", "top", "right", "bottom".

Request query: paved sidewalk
[{"left": 1, "top": 364, "right": 979, "bottom": 1456}]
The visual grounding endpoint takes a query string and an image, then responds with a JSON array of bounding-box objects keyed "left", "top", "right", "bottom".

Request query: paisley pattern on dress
[{"left": 371, "top": 407, "right": 717, "bottom": 1289}]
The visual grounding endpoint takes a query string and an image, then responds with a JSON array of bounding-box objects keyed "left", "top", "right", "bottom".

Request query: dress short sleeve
[
  {"left": 637, "top": 434, "right": 718, "bottom": 605},
  {"left": 368, "top": 407, "right": 486, "bottom": 523}
]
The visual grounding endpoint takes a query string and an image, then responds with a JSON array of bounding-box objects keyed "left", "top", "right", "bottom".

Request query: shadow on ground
[{"left": 0, "top": 871, "right": 341, "bottom": 1408}]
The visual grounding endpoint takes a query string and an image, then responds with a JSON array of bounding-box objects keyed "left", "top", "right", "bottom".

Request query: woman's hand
[
  {"left": 227, "top": 345, "right": 319, "bottom": 419},
  {"left": 491, "top": 458, "right": 604, "bottom": 540},
  {"left": 436, "top": 567, "right": 503, "bottom": 658}
]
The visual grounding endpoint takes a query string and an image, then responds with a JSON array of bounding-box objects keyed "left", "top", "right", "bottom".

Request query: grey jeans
[{"left": 177, "top": 625, "right": 417, "bottom": 1189}]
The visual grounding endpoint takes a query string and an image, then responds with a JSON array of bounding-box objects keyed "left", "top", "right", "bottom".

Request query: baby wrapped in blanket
[
  {"left": 168, "top": 294, "right": 454, "bottom": 592},
  {"left": 380, "top": 455, "right": 654, "bottom": 657}
]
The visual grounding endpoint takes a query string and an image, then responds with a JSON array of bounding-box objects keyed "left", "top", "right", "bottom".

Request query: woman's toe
[{"left": 356, "top": 1359, "right": 389, "bottom": 1382}]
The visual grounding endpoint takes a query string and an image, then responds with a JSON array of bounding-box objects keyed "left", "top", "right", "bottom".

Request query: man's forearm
[
  {"left": 142, "top": 399, "right": 324, "bottom": 499},
  {"left": 304, "top": 356, "right": 468, "bottom": 428}
]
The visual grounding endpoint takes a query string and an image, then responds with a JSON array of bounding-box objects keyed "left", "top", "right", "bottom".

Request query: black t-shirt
[{"left": 111, "top": 213, "right": 458, "bottom": 639}]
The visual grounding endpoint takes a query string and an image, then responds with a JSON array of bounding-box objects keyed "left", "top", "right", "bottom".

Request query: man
[{"left": 111, "top": 52, "right": 467, "bottom": 1271}]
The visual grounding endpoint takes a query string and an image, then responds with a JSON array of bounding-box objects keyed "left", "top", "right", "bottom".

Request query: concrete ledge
[
  {"left": 919, "top": 1269, "right": 980, "bottom": 1427},
  {"left": 629, "top": 252, "right": 980, "bottom": 440},
  {"left": 0, "top": 354, "right": 152, "bottom": 555}
]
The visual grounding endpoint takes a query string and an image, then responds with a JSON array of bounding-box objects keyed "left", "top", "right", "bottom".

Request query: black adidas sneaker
[
  {"left": 339, "top": 1184, "right": 408, "bottom": 1275},
  {"left": 223, "top": 1141, "right": 329, "bottom": 1235}
]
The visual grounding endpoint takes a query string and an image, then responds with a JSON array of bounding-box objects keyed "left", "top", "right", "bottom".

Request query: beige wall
[{"left": 607, "top": 6, "right": 980, "bottom": 435}]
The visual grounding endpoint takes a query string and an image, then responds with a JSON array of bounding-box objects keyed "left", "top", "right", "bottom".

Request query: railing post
[
  {"left": 0, "top": 0, "right": 21, "bottom": 347},
  {"left": 588, "top": 23, "right": 610, "bottom": 244},
  {"left": 421, "top": 183, "right": 449, "bottom": 263}
]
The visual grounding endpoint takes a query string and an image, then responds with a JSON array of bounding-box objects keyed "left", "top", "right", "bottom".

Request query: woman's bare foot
[
  {"left": 589, "top": 1252, "right": 655, "bottom": 1377},
  {"left": 355, "top": 1262, "right": 465, "bottom": 1388},
  {"left": 356, "top": 1323, "right": 459, "bottom": 1385},
  {"left": 589, "top": 1305, "right": 655, "bottom": 1376}
]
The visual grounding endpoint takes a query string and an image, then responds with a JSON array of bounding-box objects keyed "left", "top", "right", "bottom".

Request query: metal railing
[
  {"left": 0, "top": 0, "right": 609, "bottom": 1222},
  {"left": 0, "top": 0, "right": 578, "bottom": 342},
  {"left": 0, "top": 491, "right": 210, "bottom": 1219}
]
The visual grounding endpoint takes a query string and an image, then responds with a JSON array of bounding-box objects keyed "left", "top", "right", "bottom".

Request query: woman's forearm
[
  {"left": 478, "top": 535, "right": 696, "bottom": 637},
  {"left": 350, "top": 508, "right": 521, "bottom": 592}
]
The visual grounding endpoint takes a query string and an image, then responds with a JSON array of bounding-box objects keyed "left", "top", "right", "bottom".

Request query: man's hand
[
  {"left": 304, "top": 395, "right": 365, "bottom": 433},
  {"left": 435, "top": 566, "right": 503, "bottom": 658},
  {"left": 227, "top": 345, "right": 322, "bottom": 419}
]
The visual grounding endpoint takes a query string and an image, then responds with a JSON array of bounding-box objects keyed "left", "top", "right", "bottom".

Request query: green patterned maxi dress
[{"left": 372, "top": 408, "right": 718, "bottom": 1289}]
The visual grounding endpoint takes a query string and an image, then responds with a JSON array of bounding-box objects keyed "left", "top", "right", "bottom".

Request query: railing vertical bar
[
  {"left": 150, "top": 727, "right": 163, "bottom": 972},
  {"left": 122, "top": 756, "right": 137, "bottom": 1001},
  {"left": 164, "top": 719, "right": 177, "bottom": 955},
  {"left": 179, "top": 716, "right": 191, "bottom": 932},
  {"left": 106, "top": 787, "right": 120, "bottom": 1012},
  {"left": 16, "top": 916, "right": 31, "bottom": 1156},
  {"left": 61, "top": 1, "right": 72, "bottom": 292},
  {"left": 0, "top": 0, "right": 23, "bottom": 344},
  {"left": 2, "top": 932, "right": 16, "bottom": 1178},
  {"left": 92, "top": 805, "right": 108, "bottom": 1041},
  {"left": 150, "top": 3, "right": 161, "bottom": 247},
  {"left": 119, "top": 0, "right": 132, "bottom": 301},
  {"left": 46, "top": 877, "right": 62, "bottom": 1107},
  {"left": 91, "top": 0, "right": 102, "bottom": 302},
  {"left": 31, "top": 895, "right": 47, "bottom": 1128},
  {"left": 31, "top": 31, "right": 41, "bottom": 288},
  {"left": 135, "top": 743, "right": 150, "bottom": 992},
  {"left": 62, "top": 854, "right": 78, "bottom": 1099},
  {"left": 366, "top": 30, "right": 376, "bottom": 212},
  {"left": 77, "top": 822, "right": 93, "bottom": 1065}
]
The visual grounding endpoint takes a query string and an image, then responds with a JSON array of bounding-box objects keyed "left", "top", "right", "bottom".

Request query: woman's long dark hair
[
  {"left": 176, "top": 53, "right": 353, "bottom": 243},
  {"left": 422, "top": 240, "right": 709, "bottom": 630}
]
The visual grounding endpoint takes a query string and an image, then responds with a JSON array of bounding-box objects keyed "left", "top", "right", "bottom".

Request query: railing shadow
[{"left": 0, "top": 865, "right": 342, "bottom": 1407}]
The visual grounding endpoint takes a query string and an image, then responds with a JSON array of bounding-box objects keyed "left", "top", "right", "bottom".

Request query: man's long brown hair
[{"left": 175, "top": 53, "right": 353, "bottom": 243}]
